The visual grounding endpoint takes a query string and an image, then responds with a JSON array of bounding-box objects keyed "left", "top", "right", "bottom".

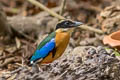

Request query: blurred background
[{"left": 0, "top": 0, "right": 120, "bottom": 80}]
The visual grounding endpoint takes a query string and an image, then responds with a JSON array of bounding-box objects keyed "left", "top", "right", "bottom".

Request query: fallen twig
[
  {"left": 11, "top": 26, "right": 35, "bottom": 42},
  {"left": 7, "top": 73, "right": 17, "bottom": 80},
  {"left": 59, "top": 0, "right": 66, "bottom": 16},
  {"left": 54, "top": 70, "right": 68, "bottom": 80},
  {"left": 28, "top": 0, "right": 65, "bottom": 20},
  {"left": 0, "top": 57, "right": 15, "bottom": 67},
  {"left": 80, "top": 25, "right": 103, "bottom": 34}
]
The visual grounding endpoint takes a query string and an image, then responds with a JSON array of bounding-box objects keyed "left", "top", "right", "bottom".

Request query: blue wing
[{"left": 30, "top": 38, "right": 55, "bottom": 63}]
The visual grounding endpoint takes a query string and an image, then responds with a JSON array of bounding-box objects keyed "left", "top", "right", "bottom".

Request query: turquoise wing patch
[
  {"left": 37, "top": 32, "right": 55, "bottom": 49},
  {"left": 30, "top": 38, "right": 55, "bottom": 62},
  {"left": 30, "top": 32, "right": 56, "bottom": 63}
]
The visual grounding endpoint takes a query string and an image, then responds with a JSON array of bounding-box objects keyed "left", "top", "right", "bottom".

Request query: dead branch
[
  {"left": 0, "top": 57, "right": 15, "bottom": 67},
  {"left": 59, "top": 0, "right": 66, "bottom": 16},
  {"left": 27, "top": 0, "right": 104, "bottom": 34},
  {"left": 28, "top": 0, "right": 65, "bottom": 20}
]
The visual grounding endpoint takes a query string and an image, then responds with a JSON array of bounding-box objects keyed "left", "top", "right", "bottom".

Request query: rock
[
  {"left": 1, "top": 46, "right": 120, "bottom": 80},
  {"left": 71, "top": 46, "right": 88, "bottom": 61}
]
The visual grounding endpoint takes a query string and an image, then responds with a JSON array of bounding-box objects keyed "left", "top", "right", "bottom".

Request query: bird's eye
[{"left": 64, "top": 21, "right": 70, "bottom": 25}]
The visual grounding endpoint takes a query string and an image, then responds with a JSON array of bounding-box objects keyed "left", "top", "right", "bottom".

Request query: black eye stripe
[{"left": 56, "top": 20, "right": 74, "bottom": 29}]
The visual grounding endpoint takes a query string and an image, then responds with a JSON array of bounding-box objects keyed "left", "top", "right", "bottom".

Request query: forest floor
[{"left": 0, "top": 0, "right": 120, "bottom": 80}]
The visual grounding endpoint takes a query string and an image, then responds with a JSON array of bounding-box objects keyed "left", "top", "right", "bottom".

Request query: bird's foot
[{"left": 31, "top": 63, "right": 43, "bottom": 72}]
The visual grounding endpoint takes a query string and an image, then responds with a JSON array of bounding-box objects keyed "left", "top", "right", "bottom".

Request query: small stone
[{"left": 87, "top": 48, "right": 97, "bottom": 55}]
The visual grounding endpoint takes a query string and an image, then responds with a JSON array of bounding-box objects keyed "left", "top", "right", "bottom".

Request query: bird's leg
[
  {"left": 31, "top": 62, "right": 43, "bottom": 72},
  {"left": 37, "top": 64, "right": 43, "bottom": 72},
  {"left": 35, "top": 59, "right": 44, "bottom": 71}
]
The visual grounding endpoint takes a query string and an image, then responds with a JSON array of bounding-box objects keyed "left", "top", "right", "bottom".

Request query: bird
[{"left": 29, "top": 20, "right": 83, "bottom": 65}]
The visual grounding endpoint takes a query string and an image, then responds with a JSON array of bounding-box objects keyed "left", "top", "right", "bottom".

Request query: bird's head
[{"left": 56, "top": 20, "right": 83, "bottom": 32}]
